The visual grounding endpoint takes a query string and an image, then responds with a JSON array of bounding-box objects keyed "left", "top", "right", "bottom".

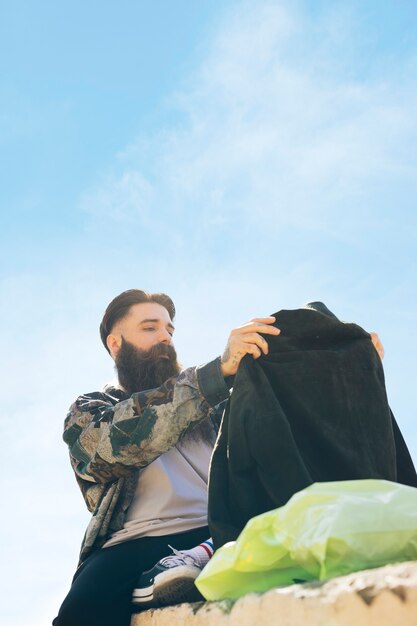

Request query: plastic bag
[{"left": 196, "top": 479, "right": 417, "bottom": 601}]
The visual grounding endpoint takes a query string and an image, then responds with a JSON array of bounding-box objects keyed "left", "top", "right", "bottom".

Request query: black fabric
[
  {"left": 208, "top": 304, "right": 417, "bottom": 550},
  {"left": 53, "top": 526, "right": 209, "bottom": 626}
]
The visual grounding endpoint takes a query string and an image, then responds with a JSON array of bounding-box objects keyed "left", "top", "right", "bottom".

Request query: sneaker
[{"left": 132, "top": 546, "right": 204, "bottom": 609}]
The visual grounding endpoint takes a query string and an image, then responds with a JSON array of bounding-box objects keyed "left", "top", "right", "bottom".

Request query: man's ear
[{"left": 107, "top": 333, "right": 121, "bottom": 358}]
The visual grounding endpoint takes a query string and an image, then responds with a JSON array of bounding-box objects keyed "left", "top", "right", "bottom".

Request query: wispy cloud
[
  {"left": 81, "top": 170, "right": 154, "bottom": 226},
  {"left": 80, "top": 1, "right": 417, "bottom": 250}
]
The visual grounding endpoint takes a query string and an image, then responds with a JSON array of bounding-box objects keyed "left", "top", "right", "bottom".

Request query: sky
[{"left": 1, "top": 1, "right": 417, "bottom": 624}]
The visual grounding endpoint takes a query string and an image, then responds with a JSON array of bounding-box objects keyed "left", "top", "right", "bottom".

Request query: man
[{"left": 53, "top": 289, "right": 280, "bottom": 626}]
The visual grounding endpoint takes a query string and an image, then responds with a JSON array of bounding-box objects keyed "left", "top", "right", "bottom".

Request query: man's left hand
[{"left": 370, "top": 332, "right": 384, "bottom": 360}]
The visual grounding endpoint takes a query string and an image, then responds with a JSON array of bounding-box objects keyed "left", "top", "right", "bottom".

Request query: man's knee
[
  {"left": 53, "top": 595, "right": 101, "bottom": 626},
  {"left": 53, "top": 603, "right": 87, "bottom": 626},
  {"left": 53, "top": 590, "right": 133, "bottom": 626}
]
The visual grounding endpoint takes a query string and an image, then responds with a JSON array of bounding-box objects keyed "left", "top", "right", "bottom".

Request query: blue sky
[{"left": 1, "top": 2, "right": 417, "bottom": 624}]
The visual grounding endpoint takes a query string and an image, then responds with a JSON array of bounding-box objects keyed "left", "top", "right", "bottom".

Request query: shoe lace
[{"left": 159, "top": 545, "right": 199, "bottom": 569}]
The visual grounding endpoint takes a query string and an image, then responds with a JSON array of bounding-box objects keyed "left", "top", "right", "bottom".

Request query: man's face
[
  {"left": 107, "top": 302, "right": 180, "bottom": 394},
  {"left": 109, "top": 302, "right": 175, "bottom": 355}
]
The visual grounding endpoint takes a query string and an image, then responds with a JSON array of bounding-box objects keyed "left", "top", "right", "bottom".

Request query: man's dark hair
[{"left": 100, "top": 289, "right": 176, "bottom": 354}]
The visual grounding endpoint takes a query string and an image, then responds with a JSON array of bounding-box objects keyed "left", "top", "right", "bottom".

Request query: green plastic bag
[{"left": 196, "top": 480, "right": 417, "bottom": 601}]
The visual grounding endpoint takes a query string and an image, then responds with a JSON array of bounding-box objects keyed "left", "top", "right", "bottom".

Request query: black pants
[{"left": 53, "top": 526, "right": 209, "bottom": 626}]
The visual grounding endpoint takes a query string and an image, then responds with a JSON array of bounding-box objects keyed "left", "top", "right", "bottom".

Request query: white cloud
[
  {"left": 80, "top": 1, "right": 417, "bottom": 251},
  {"left": 80, "top": 170, "right": 154, "bottom": 226}
]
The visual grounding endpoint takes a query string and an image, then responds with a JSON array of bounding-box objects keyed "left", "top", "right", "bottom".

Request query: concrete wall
[{"left": 132, "top": 561, "right": 417, "bottom": 626}]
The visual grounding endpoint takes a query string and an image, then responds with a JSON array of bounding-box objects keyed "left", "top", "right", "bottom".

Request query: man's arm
[
  {"left": 64, "top": 358, "right": 229, "bottom": 485},
  {"left": 64, "top": 315, "right": 280, "bottom": 485}
]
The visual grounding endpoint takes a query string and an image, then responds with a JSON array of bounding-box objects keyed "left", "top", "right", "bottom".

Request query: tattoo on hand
[{"left": 221, "top": 344, "right": 231, "bottom": 364}]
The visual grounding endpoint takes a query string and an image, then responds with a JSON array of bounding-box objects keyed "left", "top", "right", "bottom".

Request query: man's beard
[
  {"left": 115, "top": 337, "right": 216, "bottom": 445},
  {"left": 115, "top": 337, "right": 181, "bottom": 395}
]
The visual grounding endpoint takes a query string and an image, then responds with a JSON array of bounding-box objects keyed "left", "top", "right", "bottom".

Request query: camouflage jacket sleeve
[{"left": 63, "top": 357, "right": 230, "bottom": 484}]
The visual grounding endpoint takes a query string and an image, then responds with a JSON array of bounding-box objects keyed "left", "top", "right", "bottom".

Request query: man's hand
[
  {"left": 370, "top": 332, "right": 384, "bottom": 360},
  {"left": 220, "top": 317, "right": 280, "bottom": 377}
]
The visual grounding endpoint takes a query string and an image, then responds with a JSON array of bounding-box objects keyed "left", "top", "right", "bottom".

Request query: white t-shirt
[{"left": 102, "top": 436, "right": 212, "bottom": 547}]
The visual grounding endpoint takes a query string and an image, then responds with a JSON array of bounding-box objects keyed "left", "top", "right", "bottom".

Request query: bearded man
[{"left": 53, "top": 289, "right": 280, "bottom": 626}]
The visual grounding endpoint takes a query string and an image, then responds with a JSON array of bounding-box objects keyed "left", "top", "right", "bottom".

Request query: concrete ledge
[{"left": 132, "top": 561, "right": 417, "bottom": 626}]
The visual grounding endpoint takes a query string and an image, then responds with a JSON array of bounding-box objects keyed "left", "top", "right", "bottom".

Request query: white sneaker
[{"left": 132, "top": 546, "right": 204, "bottom": 609}]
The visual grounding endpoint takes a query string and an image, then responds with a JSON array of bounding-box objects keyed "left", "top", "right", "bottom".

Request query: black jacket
[{"left": 208, "top": 303, "right": 417, "bottom": 549}]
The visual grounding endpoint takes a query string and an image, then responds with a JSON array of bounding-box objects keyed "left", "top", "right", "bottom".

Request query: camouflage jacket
[{"left": 63, "top": 357, "right": 230, "bottom": 565}]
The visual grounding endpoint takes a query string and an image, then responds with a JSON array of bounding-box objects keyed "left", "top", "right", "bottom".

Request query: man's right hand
[{"left": 220, "top": 317, "right": 281, "bottom": 377}]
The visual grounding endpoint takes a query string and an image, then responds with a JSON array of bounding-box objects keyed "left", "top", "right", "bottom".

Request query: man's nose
[{"left": 159, "top": 329, "right": 173, "bottom": 344}]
